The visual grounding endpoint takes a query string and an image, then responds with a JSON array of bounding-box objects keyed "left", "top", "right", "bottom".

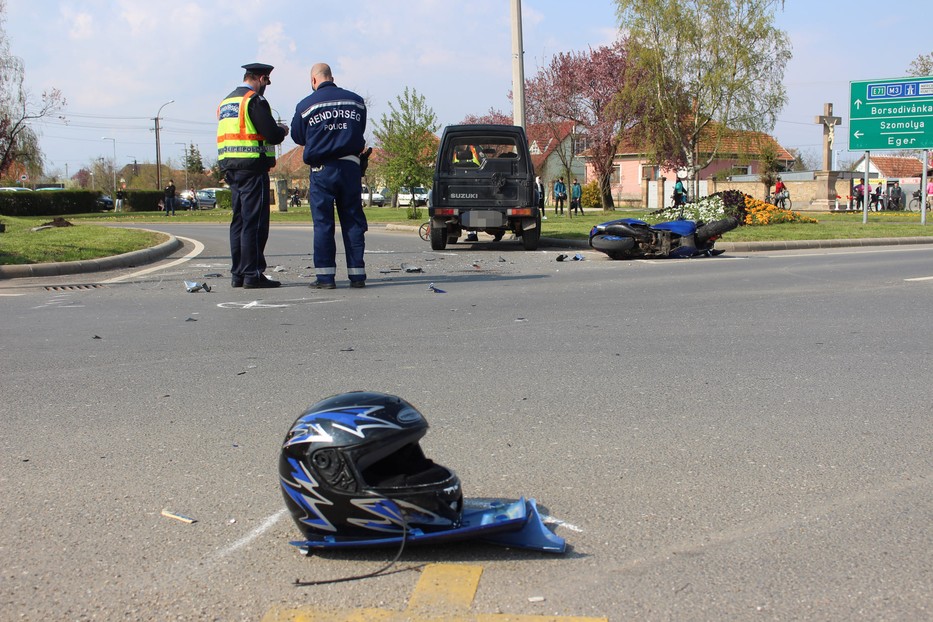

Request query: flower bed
[{"left": 649, "top": 189, "right": 817, "bottom": 226}]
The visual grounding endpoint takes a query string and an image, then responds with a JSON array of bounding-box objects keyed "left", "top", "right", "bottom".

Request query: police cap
[{"left": 242, "top": 63, "right": 274, "bottom": 76}]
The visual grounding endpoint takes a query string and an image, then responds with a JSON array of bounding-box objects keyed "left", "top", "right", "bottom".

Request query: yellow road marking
[
  {"left": 263, "top": 563, "right": 607, "bottom": 622},
  {"left": 406, "top": 563, "right": 483, "bottom": 615}
]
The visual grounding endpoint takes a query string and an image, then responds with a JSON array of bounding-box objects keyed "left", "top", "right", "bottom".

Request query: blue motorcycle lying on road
[{"left": 589, "top": 216, "right": 739, "bottom": 260}]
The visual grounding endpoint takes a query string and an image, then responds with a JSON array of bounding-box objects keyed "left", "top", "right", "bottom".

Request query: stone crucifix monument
[{"left": 813, "top": 102, "right": 842, "bottom": 210}]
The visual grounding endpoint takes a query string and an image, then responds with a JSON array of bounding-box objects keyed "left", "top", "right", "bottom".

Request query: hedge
[{"left": 0, "top": 191, "right": 106, "bottom": 216}]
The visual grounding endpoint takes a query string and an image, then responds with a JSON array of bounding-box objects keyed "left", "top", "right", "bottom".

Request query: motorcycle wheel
[
  {"left": 590, "top": 234, "right": 635, "bottom": 259},
  {"left": 696, "top": 218, "right": 739, "bottom": 246}
]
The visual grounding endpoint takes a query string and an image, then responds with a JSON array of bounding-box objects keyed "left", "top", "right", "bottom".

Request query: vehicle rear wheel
[
  {"left": 430, "top": 225, "right": 448, "bottom": 250},
  {"left": 696, "top": 218, "right": 739, "bottom": 245},
  {"left": 521, "top": 215, "right": 541, "bottom": 251}
]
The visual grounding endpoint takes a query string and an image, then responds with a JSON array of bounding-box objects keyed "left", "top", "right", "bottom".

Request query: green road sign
[{"left": 849, "top": 76, "right": 933, "bottom": 150}]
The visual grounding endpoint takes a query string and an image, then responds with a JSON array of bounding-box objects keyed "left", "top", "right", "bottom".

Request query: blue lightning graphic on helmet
[
  {"left": 284, "top": 405, "right": 401, "bottom": 447},
  {"left": 348, "top": 498, "right": 406, "bottom": 533},
  {"left": 281, "top": 457, "right": 336, "bottom": 532}
]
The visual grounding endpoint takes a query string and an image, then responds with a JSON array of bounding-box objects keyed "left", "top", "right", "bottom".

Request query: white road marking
[
  {"left": 101, "top": 236, "right": 204, "bottom": 283},
  {"left": 212, "top": 509, "right": 288, "bottom": 560},
  {"left": 904, "top": 276, "right": 933, "bottom": 282},
  {"left": 217, "top": 298, "right": 343, "bottom": 310}
]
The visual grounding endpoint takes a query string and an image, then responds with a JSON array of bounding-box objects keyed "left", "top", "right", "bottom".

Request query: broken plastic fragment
[
  {"left": 401, "top": 263, "right": 423, "bottom": 273},
  {"left": 573, "top": 253, "right": 584, "bottom": 261},
  {"left": 428, "top": 283, "right": 446, "bottom": 293},
  {"left": 161, "top": 509, "right": 196, "bottom": 524},
  {"left": 184, "top": 281, "right": 211, "bottom": 293},
  {"left": 556, "top": 254, "right": 568, "bottom": 262}
]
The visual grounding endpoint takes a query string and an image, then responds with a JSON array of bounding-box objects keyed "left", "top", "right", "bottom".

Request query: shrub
[
  {"left": 215, "top": 189, "right": 232, "bottom": 210},
  {"left": 581, "top": 180, "right": 601, "bottom": 208}
]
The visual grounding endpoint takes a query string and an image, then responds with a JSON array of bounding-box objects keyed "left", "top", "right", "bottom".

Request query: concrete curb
[
  {"left": 0, "top": 229, "right": 182, "bottom": 280},
  {"left": 717, "top": 236, "right": 933, "bottom": 252}
]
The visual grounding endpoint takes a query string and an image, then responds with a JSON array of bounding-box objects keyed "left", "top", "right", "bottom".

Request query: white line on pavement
[{"left": 101, "top": 236, "right": 204, "bottom": 283}]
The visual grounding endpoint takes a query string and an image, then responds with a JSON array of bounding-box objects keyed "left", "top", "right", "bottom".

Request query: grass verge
[{"left": 0, "top": 216, "right": 166, "bottom": 265}]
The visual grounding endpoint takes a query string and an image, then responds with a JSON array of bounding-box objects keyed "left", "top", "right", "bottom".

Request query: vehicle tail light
[
  {"left": 507, "top": 208, "right": 533, "bottom": 216},
  {"left": 434, "top": 208, "right": 458, "bottom": 216}
]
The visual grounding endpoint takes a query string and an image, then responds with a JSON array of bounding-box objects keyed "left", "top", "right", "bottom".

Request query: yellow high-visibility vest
[{"left": 216, "top": 88, "right": 275, "bottom": 168}]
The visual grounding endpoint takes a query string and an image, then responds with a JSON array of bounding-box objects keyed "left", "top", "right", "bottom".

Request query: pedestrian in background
[
  {"left": 553, "top": 177, "right": 566, "bottom": 215},
  {"left": 535, "top": 175, "right": 546, "bottom": 220},
  {"left": 290, "top": 62, "right": 369, "bottom": 289},
  {"left": 114, "top": 187, "right": 125, "bottom": 212},
  {"left": 217, "top": 62, "right": 289, "bottom": 289},
  {"left": 570, "top": 178, "right": 583, "bottom": 215},
  {"left": 163, "top": 179, "right": 176, "bottom": 216}
]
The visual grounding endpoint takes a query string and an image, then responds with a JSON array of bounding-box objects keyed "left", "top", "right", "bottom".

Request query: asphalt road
[{"left": 1, "top": 224, "right": 931, "bottom": 621}]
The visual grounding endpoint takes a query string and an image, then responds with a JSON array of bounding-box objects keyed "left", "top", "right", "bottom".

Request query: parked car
[
  {"left": 196, "top": 188, "right": 225, "bottom": 209},
  {"left": 397, "top": 186, "right": 429, "bottom": 207},
  {"left": 361, "top": 185, "right": 385, "bottom": 207},
  {"left": 0, "top": 187, "right": 32, "bottom": 191},
  {"left": 97, "top": 194, "right": 114, "bottom": 209}
]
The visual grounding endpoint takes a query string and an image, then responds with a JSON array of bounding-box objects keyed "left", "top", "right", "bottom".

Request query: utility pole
[
  {"left": 510, "top": 0, "right": 526, "bottom": 128},
  {"left": 154, "top": 100, "right": 175, "bottom": 190}
]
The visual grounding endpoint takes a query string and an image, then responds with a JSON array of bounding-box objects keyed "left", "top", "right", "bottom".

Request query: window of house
[{"left": 641, "top": 165, "right": 660, "bottom": 179}]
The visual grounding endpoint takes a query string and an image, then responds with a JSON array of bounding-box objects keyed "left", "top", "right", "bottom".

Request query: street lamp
[
  {"left": 102, "top": 137, "right": 116, "bottom": 198},
  {"left": 154, "top": 99, "right": 175, "bottom": 190}
]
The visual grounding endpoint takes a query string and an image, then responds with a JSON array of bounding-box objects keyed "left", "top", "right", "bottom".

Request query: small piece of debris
[
  {"left": 185, "top": 317, "right": 197, "bottom": 322},
  {"left": 272, "top": 266, "right": 286, "bottom": 273},
  {"left": 93, "top": 335, "right": 102, "bottom": 340},
  {"left": 184, "top": 281, "right": 211, "bottom": 293},
  {"left": 340, "top": 347, "right": 355, "bottom": 352},
  {"left": 428, "top": 283, "right": 446, "bottom": 293},
  {"left": 401, "top": 263, "right": 422, "bottom": 273},
  {"left": 556, "top": 254, "right": 568, "bottom": 262},
  {"left": 528, "top": 596, "right": 545, "bottom": 603},
  {"left": 203, "top": 273, "right": 223, "bottom": 278},
  {"left": 161, "top": 509, "right": 196, "bottom": 524}
]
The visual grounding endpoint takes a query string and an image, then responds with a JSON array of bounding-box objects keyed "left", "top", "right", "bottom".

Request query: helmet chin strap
[{"left": 292, "top": 500, "right": 413, "bottom": 587}]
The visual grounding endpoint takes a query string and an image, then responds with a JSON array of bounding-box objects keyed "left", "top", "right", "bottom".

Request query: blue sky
[{"left": 4, "top": 0, "right": 931, "bottom": 179}]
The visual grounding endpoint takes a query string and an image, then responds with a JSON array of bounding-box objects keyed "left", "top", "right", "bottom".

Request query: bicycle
[
  {"left": 418, "top": 221, "right": 431, "bottom": 241},
  {"left": 767, "top": 191, "right": 792, "bottom": 210}
]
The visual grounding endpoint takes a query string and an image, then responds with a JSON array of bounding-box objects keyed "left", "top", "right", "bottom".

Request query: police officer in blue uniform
[
  {"left": 290, "top": 62, "right": 369, "bottom": 289},
  {"left": 217, "top": 62, "right": 288, "bottom": 289}
]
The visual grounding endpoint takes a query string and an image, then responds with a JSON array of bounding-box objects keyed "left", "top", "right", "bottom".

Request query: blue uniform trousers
[
  {"left": 309, "top": 160, "right": 367, "bottom": 284},
  {"left": 227, "top": 169, "right": 271, "bottom": 280}
]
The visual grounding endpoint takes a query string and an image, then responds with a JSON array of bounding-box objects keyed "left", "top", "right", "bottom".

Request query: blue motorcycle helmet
[{"left": 279, "top": 392, "right": 463, "bottom": 540}]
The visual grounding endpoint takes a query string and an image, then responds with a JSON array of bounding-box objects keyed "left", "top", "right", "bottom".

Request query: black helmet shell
[{"left": 279, "top": 392, "right": 463, "bottom": 539}]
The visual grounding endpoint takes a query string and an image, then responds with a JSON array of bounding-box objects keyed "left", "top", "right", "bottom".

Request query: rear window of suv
[{"left": 443, "top": 137, "right": 524, "bottom": 174}]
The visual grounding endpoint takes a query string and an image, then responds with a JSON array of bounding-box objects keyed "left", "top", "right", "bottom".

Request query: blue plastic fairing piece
[
  {"left": 652, "top": 220, "right": 697, "bottom": 236},
  {"left": 478, "top": 498, "right": 566, "bottom": 553},
  {"left": 289, "top": 497, "right": 566, "bottom": 554}
]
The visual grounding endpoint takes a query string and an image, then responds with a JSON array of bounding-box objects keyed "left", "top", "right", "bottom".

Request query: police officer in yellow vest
[{"left": 217, "top": 63, "right": 288, "bottom": 289}]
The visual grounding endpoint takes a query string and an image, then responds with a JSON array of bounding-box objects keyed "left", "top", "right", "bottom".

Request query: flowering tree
[
  {"left": 460, "top": 108, "right": 512, "bottom": 126},
  {"left": 907, "top": 52, "right": 933, "bottom": 77},
  {"left": 616, "top": 0, "right": 790, "bottom": 197},
  {"left": 525, "top": 40, "right": 644, "bottom": 210}
]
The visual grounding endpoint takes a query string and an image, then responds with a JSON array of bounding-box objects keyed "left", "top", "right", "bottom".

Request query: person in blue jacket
[
  {"left": 553, "top": 177, "right": 566, "bottom": 215},
  {"left": 290, "top": 62, "right": 369, "bottom": 289}
]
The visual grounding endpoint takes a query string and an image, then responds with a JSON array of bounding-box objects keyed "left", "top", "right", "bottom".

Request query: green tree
[
  {"left": 0, "top": 0, "right": 65, "bottom": 180},
  {"left": 616, "top": 0, "right": 791, "bottom": 197},
  {"left": 185, "top": 143, "right": 204, "bottom": 174},
  {"left": 372, "top": 87, "right": 439, "bottom": 215},
  {"left": 907, "top": 52, "right": 933, "bottom": 77}
]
